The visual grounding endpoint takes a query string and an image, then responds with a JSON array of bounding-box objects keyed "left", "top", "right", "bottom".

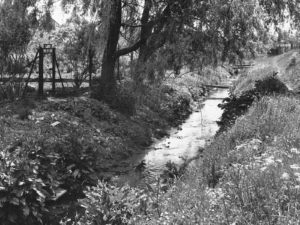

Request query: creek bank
[
  {"left": 0, "top": 81, "right": 213, "bottom": 178},
  {"left": 0, "top": 69, "right": 227, "bottom": 223},
  {"left": 92, "top": 83, "right": 214, "bottom": 177},
  {"left": 0, "top": 83, "right": 211, "bottom": 223},
  {"left": 116, "top": 84, "right": 231, "bottom": 186}
]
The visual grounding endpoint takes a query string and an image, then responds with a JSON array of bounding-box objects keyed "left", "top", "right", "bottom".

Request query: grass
[
  {"left": 283, "top": 58, "right": 300, "bottom": 91},
  {"left": 0, "top": 65, "right": 230, "bottom": 223},
  {"left": 129, "top": 96, "right": 300, "bottom": 225},
  {"left": 231, "top": 66, "right": 278, "bottom": 96},
  {"left": 64, "top": 58, "right": 300, "bottom": 224},
  {"left": 129, "top": 56, "right": 300, "bottom": 224},
  {"left": 59, "top": 54, "right": 300, "bottom": 224}
]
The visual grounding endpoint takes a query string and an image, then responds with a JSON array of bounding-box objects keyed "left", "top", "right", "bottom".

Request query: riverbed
[{"left": 114, "top": 85, "right": 230, "bottom": 186}]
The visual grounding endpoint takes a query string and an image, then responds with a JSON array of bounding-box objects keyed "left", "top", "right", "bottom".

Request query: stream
[{"left": 114, "top": 84, "right": 230, "bottom": 186}]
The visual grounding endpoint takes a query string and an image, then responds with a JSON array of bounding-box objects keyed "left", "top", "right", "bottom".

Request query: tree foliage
[
  {"left": 57, "top": 0, "right": 300, "bottom": 101},
  {"left": 0, "top": 0, "right": 57, "bottom": 76},
  {"left": 0, "top": 0, "right": 35, "bottom": 75}
]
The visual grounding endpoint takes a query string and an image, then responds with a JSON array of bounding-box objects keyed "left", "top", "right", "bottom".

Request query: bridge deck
[
  {"left": 232, "top": 64, "right": 255, "bottom": 70},
  {"left": 204, "top": 84, "right": 230, "bottom": 89}
]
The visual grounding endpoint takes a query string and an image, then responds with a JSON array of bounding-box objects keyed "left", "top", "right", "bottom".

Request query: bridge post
[
  {"left": 88, "top": 48, "right": 93, "bottom": 87},
  {"left": 38, "top": 47, "right": 44, "bottom": 97},
  {"left": 52, "top": 48, "right": 56, "bottom": 93}
]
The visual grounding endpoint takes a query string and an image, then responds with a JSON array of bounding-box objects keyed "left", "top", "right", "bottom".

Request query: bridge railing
[{"left": 232, "top": 64, "right": 255, "bottom": 70}]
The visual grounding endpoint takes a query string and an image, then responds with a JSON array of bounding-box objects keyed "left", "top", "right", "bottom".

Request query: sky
[{"left": 52, "top": 0, "right": 70, "bottom": 24}]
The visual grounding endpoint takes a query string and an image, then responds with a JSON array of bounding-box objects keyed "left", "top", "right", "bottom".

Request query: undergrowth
[
  {"left": 0, "top": 131, "right": 99, "bottom": 224},
  {"left": 0, "top": 66, "right": 228, "bottom": 224},
  {"left": 90, "top": 96, "right": 300, "bottom": 225},
  {"left": 218, "top": 75, "right": 289, "bottom": 133},
  {"left": 198, "top": 96, "right": 300, "bottom": 224},
  {"left": 71, "top": 78, "right": 300, "bottom": 224}
]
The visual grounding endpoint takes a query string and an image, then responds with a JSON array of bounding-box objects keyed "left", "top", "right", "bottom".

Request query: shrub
[
  {"left": 232, "top": 66, "right": 277, "bottom": 96},
  {"left": 91, "top": 83, "right": 136, "bottom": 116},
  {"left": 288, "top": 57, "right": 296, "bottom": 68},
  {"left": 0, "top": 144, "right": 46, "bottom": 225},
  {"left": 218, "top": 76, "right": 289, "bottom": 133},
  {"left": 111, "top": 86, "right": 136, "bottom": 116},
  {"left": 64, "top": 178, "right": 175, "bottom": 225},
  {"left": 76, "top": 183, "right": 137, "bottom": 225},
  {"left": 0, "top": 82, "right": 24, "bottom": 101},
  {"left": 0, "top": 133, "right": 99, "bottom": 224}
]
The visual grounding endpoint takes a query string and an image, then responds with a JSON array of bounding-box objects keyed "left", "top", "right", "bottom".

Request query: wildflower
[
  {"left": 290, "top": 164, "right": 300, "bottom": 170},
  {"left": 291, "top": 148, "right": 300, "bottom": 154},
  {"left": 281, "top": 172, "right": 290, "bottom": 180},
  {"left": 236, "top": 143, "right": 246, "bottom": 151},
  {"left": 252, "top": 139, "right": 262, "bottom": 144},
  {"left": 264, "top": 156, "right": 275, "bottom": 166},
  {"left": 294, "top": 172, "right": 300, "bottom": 182},
  {"left": 260, "top": 166, "right": 267, "bottom": 171}
]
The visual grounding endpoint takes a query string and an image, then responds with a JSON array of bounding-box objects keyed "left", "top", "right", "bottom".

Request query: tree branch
[{"left": 116, "top": 40, "right": 142, "bottom": 57}]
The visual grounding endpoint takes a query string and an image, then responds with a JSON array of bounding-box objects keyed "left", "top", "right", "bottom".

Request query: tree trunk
[
  {"left": 134, "top": 0, "right": 153, "bottom": 85},
  {"left": 95, "top": 0, "right": 121, "bottom": 102},
  {"left": 135, "top": 2, "right": 173, "bottom": 85}
]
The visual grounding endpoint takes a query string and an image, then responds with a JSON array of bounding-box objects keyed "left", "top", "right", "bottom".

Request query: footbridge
[{"left": 203, "top": 84, "right": 230, "bottom": 89}]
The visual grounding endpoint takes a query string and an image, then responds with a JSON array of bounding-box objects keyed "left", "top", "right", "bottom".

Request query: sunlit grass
[
  {"left": 173, "top": 96, "right": 300, "bottom": 224},
  {"left": 131, "top": 96, "right": 300, "bottom": 224},
  {"left": 232, "top": 66, "right": 278, "bottom": 96},
  {"left": 70, "top": 62, "right": 300, "bottom": 224}
]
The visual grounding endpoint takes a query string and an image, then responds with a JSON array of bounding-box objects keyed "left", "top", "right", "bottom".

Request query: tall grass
[
  {"left": 284, "top": 63, "right": 300, "bottom": 91},
  {"left": 174, "top": 96, "right": 300, "bottom": 224},
  {"left": 127, "top": 96, "right": 300, "bottom": 224},
  {"left": 232, "top": 66, "right": 278, "bottom": 96},
  {"left": 130, "top": 57, "right": 300, "bottom": 224},
  {"left": 68, "top": 65, "right": 300, "bottom": 224}
]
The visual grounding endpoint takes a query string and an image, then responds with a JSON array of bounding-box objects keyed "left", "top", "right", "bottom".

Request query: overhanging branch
[{"left": 116, "top": 40, "right": 142, "bottom": 57}]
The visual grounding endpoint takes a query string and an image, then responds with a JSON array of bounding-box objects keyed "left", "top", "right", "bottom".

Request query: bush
[
  {"left": 0, "top": 133, "right": 99, "bottom": 224},
  {"left": 0, "top": 144, "right": 46, "bottom": 225},
  {"left": 232, "top": 66, "right": 277, "bottom": 96},
  {"left": 91, "top": 83, "right": 136, "bottom": 116},
  {"left": 67, "top": 179, "right": 172, "bottom": 225},
  {"left": 76, "top": 182, "right": 137, "bottom": 225},
  {"left": 111, "top": 87, "right": 136, "bottom": 116},
  {"left": 218, "top": 76, "right": 289, "bottom": 133},
  {"left": 0, "top": 82, "right": 24, "bottom": 101}
]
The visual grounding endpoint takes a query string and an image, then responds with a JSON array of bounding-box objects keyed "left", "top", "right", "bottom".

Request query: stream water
[{"left": 115, "top": 85, "right": 230, "bottom": 186}]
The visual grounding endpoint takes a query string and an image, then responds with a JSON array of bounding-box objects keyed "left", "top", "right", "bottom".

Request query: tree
[
  {"left": 0, "top": 0, "right": 57, "bottom": 77},
  {"left": 63, "top": 19, "right": 98, "bottom": 88},
  {"left": 63, "top": 0, "right": 202, "bottom": 98},
  {"left": 61, "top": 0, "right": 300, "bottom": 103},
  {"left": 97, "top": 0, "right": 122, "bottom": 101},
  {"left": 0, "top": 0, "right": 34, "bottom": 75}
]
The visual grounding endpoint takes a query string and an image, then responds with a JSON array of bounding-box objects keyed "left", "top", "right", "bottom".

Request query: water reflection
[
  {"left": 114, "top": 87, "right": 229, "bottom": 186},
  {"left": 142, "top": 88, "right": 229, "bottom": 178}
]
